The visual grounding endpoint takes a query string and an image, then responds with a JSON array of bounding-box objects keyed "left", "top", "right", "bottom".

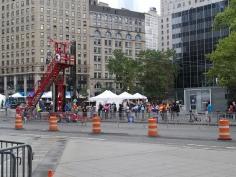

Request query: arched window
[
  {"left": 106, "top": 31, "right": 112, "bottom": 38},
  {"left": 135, "top": 34, "right": 141, "bottom": 41},
  {"left": 95, "top": 82, "right": 102, "bottom": 89},
  {"left": 126, "top": 34, "right": 132, "bottom": 40},
  {"left": 94, "top": 30, "right": 101, "bottom": 38},
  {"left": 116, "top": 33, "right": 122, "bottom": 39}
]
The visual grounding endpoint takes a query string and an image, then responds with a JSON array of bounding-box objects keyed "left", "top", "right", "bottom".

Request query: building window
[
  {"left": 116, "top": 33, "right": 122, "bottom": 39},
  {"left": 94, "top": 30, "right": 101, "bottom": 38},
  {"left": 135, "top": 35, "right": 141, "bottom": 41},
  {"left": 126, "top": 34, "right": 132, "bottom": 40},
  {"left": 94, "top": 39, "right": 101, "bottom": 45},
  {"left": 95, "top": 82, "right": 102, "bottom": 88},
  {"left": 106, "top": 31, "right": 112, "bottom": 38}
]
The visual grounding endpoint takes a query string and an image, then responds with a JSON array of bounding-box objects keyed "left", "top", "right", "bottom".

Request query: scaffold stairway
[{"left": 26, "top": 40, "right": 75, "bottom": 111}]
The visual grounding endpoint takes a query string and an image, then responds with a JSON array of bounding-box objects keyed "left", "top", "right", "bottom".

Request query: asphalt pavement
[
  {"left": 54, "top": 137, "right": 236, "bottom": 177},
  {"left": 1, "top": 109, "right": 236, "bottom": 177}
]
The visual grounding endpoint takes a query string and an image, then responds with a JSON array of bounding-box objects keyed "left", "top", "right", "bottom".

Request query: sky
[{"left": 98, "top": 0, "right": 160, "bottom": 14}]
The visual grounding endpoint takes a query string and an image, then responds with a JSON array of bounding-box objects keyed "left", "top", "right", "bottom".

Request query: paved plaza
[
  {"left": 1, "top": 109, "right": 236, "bottom": 177},
  {"left": 55, "top": 138, "right": 236, "bottom": 177}
]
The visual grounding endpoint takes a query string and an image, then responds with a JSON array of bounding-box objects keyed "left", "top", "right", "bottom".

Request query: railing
[{"left": 0, "top": 140, "right": 33, "bottom": 177}]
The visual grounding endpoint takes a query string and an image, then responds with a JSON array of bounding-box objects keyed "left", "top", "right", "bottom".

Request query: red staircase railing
[
  {"left": 26, "top": 40, "right": 75, "bottom": 111},
  {"left": 27, "top": 60, "right": 61, "bottom": 108}
]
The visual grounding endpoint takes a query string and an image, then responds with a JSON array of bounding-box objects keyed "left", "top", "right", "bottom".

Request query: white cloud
[
  {"left": 99, "top": 0, "right": 160, "bottom": 13},
  {"left": 135, "top": 0, "right": 160, "bottom": 13},
  {"left": 98, "top": 0, "right": 122, "bottom": 9}
]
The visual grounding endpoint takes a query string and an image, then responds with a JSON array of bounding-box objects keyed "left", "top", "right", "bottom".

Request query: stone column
[
  {"left": 4, "top": 76, "right": 7, "bottom": 97},
  {"left": 24, "top": 75, "right": 27, "bottom": 96},
  {"left": 14, "top": 76, "right": 17, "bottom": 92}
]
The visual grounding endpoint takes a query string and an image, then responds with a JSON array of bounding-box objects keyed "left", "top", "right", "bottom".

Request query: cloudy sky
[{"left": 98, "top": 0, "right": 160, "bottom": 14}]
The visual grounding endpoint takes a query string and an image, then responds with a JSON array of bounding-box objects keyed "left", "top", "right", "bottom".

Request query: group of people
[
  {"left": 146, "top": 102, "right": 180, "bottom": 121},
  {"left": 97, "top": 101, "right": 181, "bottom": 121}
]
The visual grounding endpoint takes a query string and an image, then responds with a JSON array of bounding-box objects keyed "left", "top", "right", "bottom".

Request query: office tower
[{"left": 145, "top": 7, "right": 159, "bottom": 50}]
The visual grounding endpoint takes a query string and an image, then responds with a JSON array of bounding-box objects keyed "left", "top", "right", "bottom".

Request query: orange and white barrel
[
  {"left": 148, "top": 118, "right": 158, "bottom": 137},
  {"left": 92, "top": 116, "right": 101, "bottom": 134},
  {"left": 49, "top": 115, "right": 59, "bottom": 131},
  {"left": 15, "top": 114, "right": 23, "bottom": 130},
  {"left": 218, "top": 118, "right": 232, "bottom": 140}
]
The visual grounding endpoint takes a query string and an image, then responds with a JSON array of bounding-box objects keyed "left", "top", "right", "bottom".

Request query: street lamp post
[{"left": 70, "top": 41, "right": 77, "bottom": 99}]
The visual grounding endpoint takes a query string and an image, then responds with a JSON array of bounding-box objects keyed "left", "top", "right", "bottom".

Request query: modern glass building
[{"left": 172, "top": 0, "right": 229, "bottom": 100}]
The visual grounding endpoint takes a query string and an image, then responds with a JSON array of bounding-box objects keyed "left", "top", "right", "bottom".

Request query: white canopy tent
[
  {"left": 89, "top": 90, "right": 121, "bottom": 102},
  {"left": 118, "top": 92, "right": 136, "bottom": 100},
  {"left": 132, "top": 93, "right": 147, "bottom": 100},
  {"left": 89, "top": 90, "right": 122, "bottom": 110},
  {"left": 10, "top": 92, "right": 25, "bottom": 98},
  {"left": 41, "top": 91, "right": 71, "bottom": 99},
  {"left": 41, "top": 91, "right": 52, "bottom": 98}
]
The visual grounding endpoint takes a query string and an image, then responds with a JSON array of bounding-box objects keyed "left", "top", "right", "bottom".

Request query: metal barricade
[{"left": 0, "top": 140, "right": 33, "bottom": 177}]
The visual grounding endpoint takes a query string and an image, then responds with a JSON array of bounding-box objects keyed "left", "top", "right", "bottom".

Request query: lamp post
[
  {"left": 70, "top": 41, "right": 77, "bottom": 99},
  {"left": 4, "top": 86, "right": 12, "bottom": 117}
]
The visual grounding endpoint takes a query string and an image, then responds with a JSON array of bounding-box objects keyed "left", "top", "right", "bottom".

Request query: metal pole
[{"left": 70, "top": 41, "right": 77, "bottom": 99}]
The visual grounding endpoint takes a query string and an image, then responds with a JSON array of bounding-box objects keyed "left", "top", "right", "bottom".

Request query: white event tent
[
  {"left": 10, "top": 92, "right": 25, "bottom": 98},
  {"left": 89, "top": 90, "right": 122, "bottom": 109},
  {"left": 132, "top": 93, "right": 147, "bottom": 100},
  {"left": 118, "top": 92, "right": 136, "bottom": 100},
  {"left": 89, "top": 90, "right": 121, "bottom": 102},
  {"left": 89, "top": 91, "right": 148, "bottom": 110},
  {"left": 41, "top": 91, "right": 52, "bottom": 98},
  {"left": 41, "top": 91, "right": 71, "bottom": 99}
]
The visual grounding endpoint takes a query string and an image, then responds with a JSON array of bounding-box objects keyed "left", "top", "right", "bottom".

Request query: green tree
[
  {"left": 138, "top": 49, "right": 176, "bottom": 101},
  {"left": 107, "top": 50, "right": 139, "bottom": 92},
  {"left": 208, "top": 0, "right": 236, "bottom": 91}
]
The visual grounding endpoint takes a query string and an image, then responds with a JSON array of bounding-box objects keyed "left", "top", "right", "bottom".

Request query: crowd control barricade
[{"left": 0, "top": 140, "right": 33, "bottom": 177}]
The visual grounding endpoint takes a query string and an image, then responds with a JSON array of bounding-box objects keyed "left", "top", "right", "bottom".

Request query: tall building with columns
[
  {"left": 145, "top": 7, "right": 160, "bottom": 50},
  {"left": 89, "top": 2, "right": 145, "bottom": 96},
  {"left": 0, "top": 0, "right": 89, "bottom": 96}
]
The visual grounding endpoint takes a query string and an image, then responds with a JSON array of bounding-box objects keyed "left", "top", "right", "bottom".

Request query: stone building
[
  {"left": 0, "top": 0, "right": 89, "bottom": 96},
  {"left": 89, "top": 1, "right": 145, "bottom": 96}
]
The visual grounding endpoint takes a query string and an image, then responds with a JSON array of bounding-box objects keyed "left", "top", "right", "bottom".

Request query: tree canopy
[
  {"left": 208, "top": 0, "right": 236, "bottom": 89},
  {"left": 107, "top": 49, "right": 176, "bottom": 101},
  {"left": 138, "top": 49, "right": 176, "bottom": 100},
  {"left": 107, "top": 50, "right": 139, "bottom": 92}
]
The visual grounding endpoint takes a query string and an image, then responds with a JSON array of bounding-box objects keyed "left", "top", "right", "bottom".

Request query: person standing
[
  {"left": 118, "top": 104, "right": 123, "bottom": 120},
  {"left": 207, "top": 101, "right": 213, "bottom": 123},
  {"left": 0, "top": 100, "right": 2, "bottom": 109},
  {"left": 98, "top": 103, "right": 103, "bottom": 117}
]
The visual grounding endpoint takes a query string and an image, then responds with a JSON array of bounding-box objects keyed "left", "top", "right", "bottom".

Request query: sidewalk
[{"left": 54, "top": 137, "right": 236, "bottom": 177}]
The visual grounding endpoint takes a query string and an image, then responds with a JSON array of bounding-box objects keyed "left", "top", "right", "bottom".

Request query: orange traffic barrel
[
  {"left": 92, "top": 116, "right": 101, "bottom": 134},
  {"left": 48, "top": 169, "right": 54, "bottom": 177},
  {"left": 15, "top": 114, "right": 23, "bottom": 130},
  {"left": 148, "top": 118, "right": 158, "bottom": 137},
  {"left": 218, "top": 118, "right": 232, "bottom": 140},
  {"left": 49, "top": 115, "right": 58, "bottom": 131}
]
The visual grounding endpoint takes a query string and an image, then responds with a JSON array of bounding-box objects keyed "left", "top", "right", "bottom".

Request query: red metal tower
[{"left": 25, "top": 40, "right": 75, "bottom": 115}]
